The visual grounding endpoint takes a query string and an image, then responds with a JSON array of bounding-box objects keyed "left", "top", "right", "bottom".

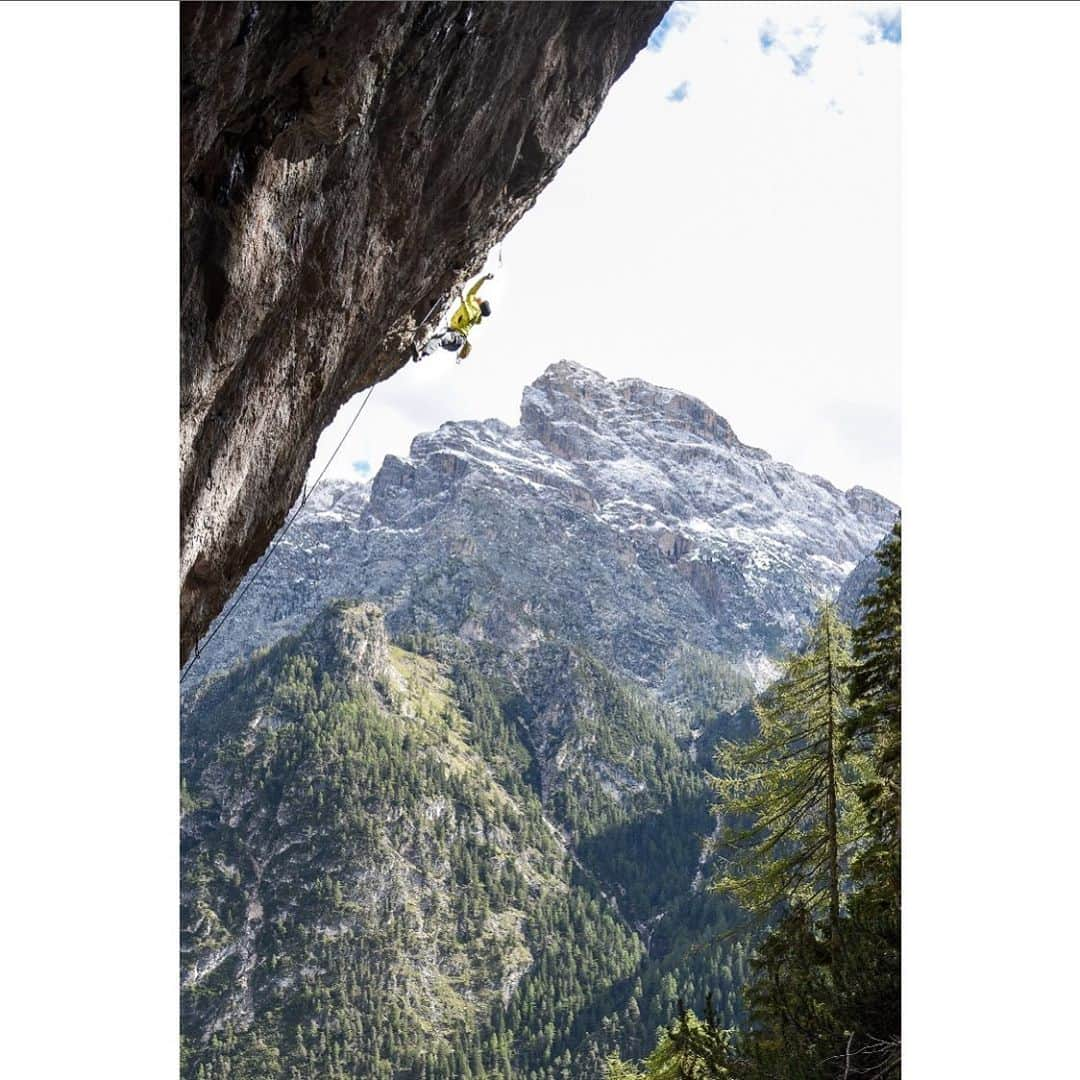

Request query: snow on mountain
[{"left": 187, "top": 361, "right": 897, "bottom": 692}]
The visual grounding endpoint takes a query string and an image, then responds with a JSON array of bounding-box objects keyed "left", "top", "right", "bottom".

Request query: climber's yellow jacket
[{"left": 448, "top": 274, "right": 492, "bottom": 337}]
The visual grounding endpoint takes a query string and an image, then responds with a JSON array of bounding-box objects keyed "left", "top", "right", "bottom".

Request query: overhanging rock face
[{"left": 180, "top": 1, "right": 667, "bottom": 664}]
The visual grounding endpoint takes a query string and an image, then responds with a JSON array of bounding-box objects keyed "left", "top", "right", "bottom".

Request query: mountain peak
[
  {"left": 304, "top": 601, "right": 390, "bottom": 685},
  {"left": 191, "top": 363, "right": 898, "bottom": 688},
  {"left": 523, "top": 360, "right": 615, "bottom": 416},
  {"left": 535, "top": 357, "right": 605, "bottom": 383},
  {"left": 521, "top": 361, "right": 739, "bottom": 460}
]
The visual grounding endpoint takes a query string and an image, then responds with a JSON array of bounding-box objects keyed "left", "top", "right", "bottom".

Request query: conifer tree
[
  {"left": 846, "top": 521, "right": 901, "bottom": 898},
  {"left": 636, "top": 561, "right": 902, "bottom": 1080},
  {"left": 604, "top": 1053, "right": 645, "bottom": 1080},
  {"left": 738, "top": 542, "right": 902, "bottom": 1079},
  {"left": 710, "top": 602, "right": 865, "bottom": 955},
  {"left": 604, "top": 996, "right": 733, "bottom": 1080}
]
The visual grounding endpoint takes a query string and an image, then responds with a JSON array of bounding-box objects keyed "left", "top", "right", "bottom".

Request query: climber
[{"left": 415, "top": 273, "right": 493, "bottom": 361}]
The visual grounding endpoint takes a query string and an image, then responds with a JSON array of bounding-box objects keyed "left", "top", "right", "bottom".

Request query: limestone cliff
[{"left": 180, "top": 1, "right": 667, "bottom": 662}]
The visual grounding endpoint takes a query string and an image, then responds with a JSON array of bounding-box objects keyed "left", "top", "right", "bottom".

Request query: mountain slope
[
  {"left": 188, "top": 361, "right": 896, "bottom": 689},
  {"left": 181, "top": 362, "right": 898, "bottom": 1078},
  {"left": 182, "top": 603, "right": 745, "bottom": 1079}
]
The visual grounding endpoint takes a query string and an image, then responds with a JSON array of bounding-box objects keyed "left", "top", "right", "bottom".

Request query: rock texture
[
  {"left": 838, "top": 541, "right": 889, "bottom": 625},
  {"left": 180, "top": 1, "right": 667, "bottom": 663},
  {"left": 186, "top": 361, "right": 898, "bottom": 689}
]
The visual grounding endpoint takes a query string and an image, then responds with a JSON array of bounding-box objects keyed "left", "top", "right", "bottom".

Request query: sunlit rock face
[
  {"left": 180, "top": 1, "right": 668, "bottom": 663},
  {"left": 188, "top": 361, "right": 897, "bottom": 691}
]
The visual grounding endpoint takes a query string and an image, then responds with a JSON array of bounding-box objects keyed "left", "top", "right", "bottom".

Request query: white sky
[{"left": 311, "top": 2, "right": 901, "bottom": 502}]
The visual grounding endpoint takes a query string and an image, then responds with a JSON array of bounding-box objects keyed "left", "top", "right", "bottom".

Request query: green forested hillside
[
  {"left": 181, "top": 603, "right": 752, "bottom": 1079},
  {"left": 182, "top": 522, "right": 899, "bottom": 1080}
]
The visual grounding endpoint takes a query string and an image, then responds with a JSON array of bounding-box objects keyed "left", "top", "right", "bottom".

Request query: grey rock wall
[{"left": 180, "top": 1, "right": 668, "bottom": 662}]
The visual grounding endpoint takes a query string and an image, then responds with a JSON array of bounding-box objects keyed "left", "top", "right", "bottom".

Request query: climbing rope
[
  {"left": 180, "top": 381, "right": 378, "bottom": 685},
  {"left": 179, "top": 284, "right": 475, "bottom": 685},
  {"left": 182, "top": 290, "right": 461, "bottom": 685}
]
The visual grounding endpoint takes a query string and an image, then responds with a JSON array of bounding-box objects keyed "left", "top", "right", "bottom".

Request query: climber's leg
[{"left": 415, "top": 330, "right": 465, "bottom": 362}]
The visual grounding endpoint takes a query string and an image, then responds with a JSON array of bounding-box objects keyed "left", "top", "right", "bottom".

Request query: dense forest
[
  {"left": 181, "top": 525, "right": 898, "bottom": 1080},
  {"left": 181, "top": 608, "right": 757, "bottom": 1078},
  {"left": 605, "top": 522, "right": 900, "bottom": 1079}
]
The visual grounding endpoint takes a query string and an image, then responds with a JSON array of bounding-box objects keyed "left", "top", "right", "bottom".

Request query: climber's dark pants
[{"left": 422, "top": 330, "right": 465, "bottom": 356}]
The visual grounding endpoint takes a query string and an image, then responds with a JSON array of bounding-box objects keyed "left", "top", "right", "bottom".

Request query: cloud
[
  {"left": 352, "top": 458, "right": 371, "bottom": 476},
  {"left": 647, "top": 3, "right": 696, "bottom": 52},
  {"left": 758, "top": 18, "right": 823, "bottom": 77},
  {"left": 863, "top": 8, "right": 901, "bottom": 45},
  {"left": 666, "top": 80, "right": 691, "bottom": 103},
  {"left": 310, "top": 3, "right": 901, "bottom": 503},
  {"left": 790, "top": 45, "right": 818, "bottom": 77},
  {"left": 756, "top": 6, "right": 899, "bottom": 108},
  {"left": 820, "top": 400, "right": 900, "bottom": 464}
]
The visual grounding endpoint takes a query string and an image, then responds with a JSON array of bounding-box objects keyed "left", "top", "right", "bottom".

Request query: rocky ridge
[{"left": 187, "top": 361, "right": 898, "bottom": 691}]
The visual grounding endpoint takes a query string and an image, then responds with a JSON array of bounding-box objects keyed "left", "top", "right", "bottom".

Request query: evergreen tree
[
  {"left": 604, "top": 996, "right": 733, "bottom": 1080},
  {"left": 846, "top": 521, "right": 901, "bottom": 901},
  {"left": 635, "top": 551, "right": 902, "bottom": 1080},
  {"left": 710, "top": 602, "right": 866, "bottom": 954},
  {"left": 737, "top": 540, "right": 902, "bottom": 1079}
]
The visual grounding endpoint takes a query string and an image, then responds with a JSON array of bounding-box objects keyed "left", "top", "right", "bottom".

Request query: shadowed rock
[{"left": 180, "top": 1, "right": 668, "bottom": 663}]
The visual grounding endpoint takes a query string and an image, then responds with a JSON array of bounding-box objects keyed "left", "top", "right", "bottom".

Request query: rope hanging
[
  {"left": 180, "top": 381, "right": 378, "bottom": 685},
  {"left": 180, "top": 285, "right": 462, "bottom": 685}
]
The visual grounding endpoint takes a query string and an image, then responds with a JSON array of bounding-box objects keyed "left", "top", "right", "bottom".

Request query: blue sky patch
[
  {"left": 759, "top": 17, "right": 825, "bottom": 76},
  {"left": 352, "top": 459, "right": 371, "bottom": 476},
  {"left": 648, "top": 3, "right": 696, "bottom": 51},
  {"left": 790, "top": 45, "right": 817, "bottom": 77},
  {"left": 667, "top": 80, "right": 691, "bottom": 103},
  {"left": 864, "top": 8, "right": 901, "bottom": 45}
]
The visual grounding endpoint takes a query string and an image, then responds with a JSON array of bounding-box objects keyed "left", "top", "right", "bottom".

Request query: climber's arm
[{"left": 466, "top": 273, "right": 493, "bottom": 300}]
